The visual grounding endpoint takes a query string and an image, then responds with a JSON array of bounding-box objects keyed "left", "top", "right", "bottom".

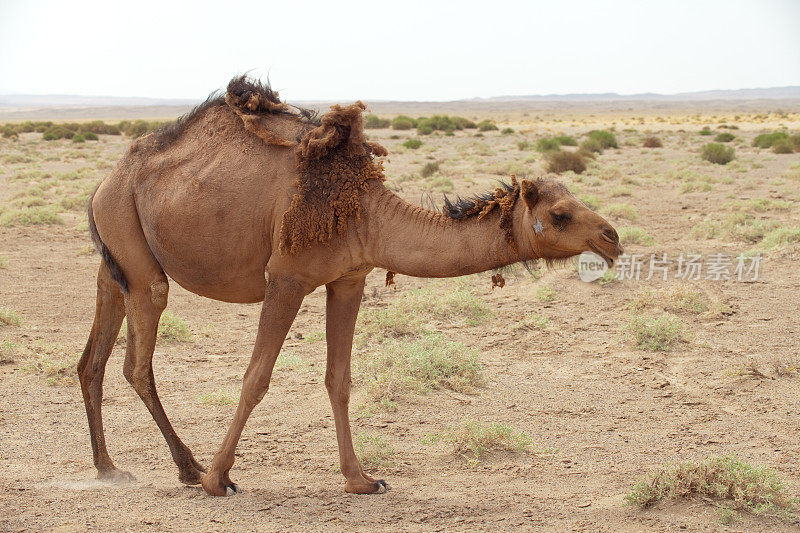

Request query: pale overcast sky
[{"left": 1, "top": 0, "right": 798, "bottom": 101}]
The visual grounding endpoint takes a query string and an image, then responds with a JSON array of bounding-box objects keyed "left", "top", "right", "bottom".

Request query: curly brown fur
[
  {"left": 148, "top": 75, "right": 318, "bottom": 152},
  {"left": 279, "top": 103, "right": 388, "bottom": 254},
  {"left": 385, "top": 271, "right": 396, "bottom": 288},
  {"left": 443, "top": 175, "right": 521, "bottom": 253}
]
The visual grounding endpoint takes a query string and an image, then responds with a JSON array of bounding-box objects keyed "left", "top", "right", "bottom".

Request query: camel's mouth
[{"left": 589, "top": 240, "right": 622, "bottom": 268}]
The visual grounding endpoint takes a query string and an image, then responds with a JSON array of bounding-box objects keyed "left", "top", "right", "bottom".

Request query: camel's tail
[{"left": 88, "top": 187, "right": 129, "bottom": 293}]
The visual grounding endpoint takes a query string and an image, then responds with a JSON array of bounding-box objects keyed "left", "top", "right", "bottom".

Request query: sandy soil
[{"left": 1, "top": 109, "right": 799, "bottom": 532}]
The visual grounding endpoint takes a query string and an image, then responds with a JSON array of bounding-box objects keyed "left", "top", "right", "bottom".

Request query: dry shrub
[
  {"left": 625, "top": 455, "right": 797, "bottom": 520},
  {"left": 545, "top": 151, "right": 586, "bottom": 174},
  {"left": 642, "top": 136, "right": 662, "bottom": 148}
]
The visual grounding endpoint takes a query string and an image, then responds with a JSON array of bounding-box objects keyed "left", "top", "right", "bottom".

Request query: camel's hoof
[
  {"left": 345, "top": 478, "right": 389, "bottom": 494},
  {"left": 201, "top": 472, "right": 240, "bottom": 497},
  {"left": 97, "top": 468, "right": 136, "bottom": 484}
]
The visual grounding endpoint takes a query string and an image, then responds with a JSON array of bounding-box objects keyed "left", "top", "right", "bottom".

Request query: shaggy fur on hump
[
  {"left": 279, "top": 102, "right": 388, "bottom": 254},
  {"left": 443, "top": 175, "right": 522, "bottom": 253},
  {"left": 148, "top": 75, "right": 318, "bottom": 151}
]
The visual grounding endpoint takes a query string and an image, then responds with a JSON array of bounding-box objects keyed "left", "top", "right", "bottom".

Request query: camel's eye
[{"left": 550, "top": 211, "right": 572, "bottom": 229}]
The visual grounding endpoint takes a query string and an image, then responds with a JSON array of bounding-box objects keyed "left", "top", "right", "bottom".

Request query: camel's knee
[
  {"left": 325, "top": 374, "right": 351, "bottom": 403},
  {"left": 149, "top": 279, "right": 169, "bottom": 311},
  {"left": 124, "top": 364, "right": 153, "bottom": 396}
]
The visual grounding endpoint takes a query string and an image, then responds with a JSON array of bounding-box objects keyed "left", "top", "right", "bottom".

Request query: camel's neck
[{"left": 362, "top": 185, "right": 522, "bottom": 278}]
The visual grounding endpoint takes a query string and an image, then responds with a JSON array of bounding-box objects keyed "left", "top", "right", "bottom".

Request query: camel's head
[{"left": 517, "top": 178, "right": 622, "bottom": 266}]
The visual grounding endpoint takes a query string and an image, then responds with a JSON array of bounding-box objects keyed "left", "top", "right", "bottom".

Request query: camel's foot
[
  {"left": 201, "top": 470, "right": 240, "bottom": 497},
  {"left": 344, "top": 477, "right": 388, "bottom": 494},
  {"left": 97, "top": 467, "right": 136, "bottom": 483},
  {"left": 178, "top": 464, "right": 206, "bottom": 486}
]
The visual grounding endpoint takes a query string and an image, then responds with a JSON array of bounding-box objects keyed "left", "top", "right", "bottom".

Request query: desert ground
[{"left": 1, "top": 102, "right": 799, "bottom": 532}]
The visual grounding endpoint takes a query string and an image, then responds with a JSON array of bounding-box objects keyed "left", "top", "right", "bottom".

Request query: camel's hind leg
[
  {"left": 77, "top": 262, "right": 131, "bottom": 482},
  {"left": 121, "top": 272, "right": 206, "bottom": 485}
]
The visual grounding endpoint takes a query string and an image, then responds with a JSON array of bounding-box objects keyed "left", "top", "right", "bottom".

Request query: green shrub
[
  {"left": 420, "top": 161, "right": 440, "bottom": 178},
  {"left": 42, "top": 126, "right": 74, "bottom": 141},
  {"left": 391, "top": 115, "right": 416, "bottom": 130},
  {"left": 587, "top": 130, "right": 618, "bottom": 148},
  {"left": 417, "top": 123, "right": 434, "bottom": 135},
  {"left": 451, "top": 116, "right": 476, "bottom": 129},
  {"left": 699, "top": 127, "right": 713, "bottom": 136},
  {"left": 535, "top": 137, "right": 561, "bottom": 152},
  {"left": 82, "top": 131, "right": 99, "bottom": 141},
  {"left": 772, "top": 139, "right": 794, "bottom": 154},
  {"left": 701, "top": 143, "right": 735, "bottom": 165},
  {"left": 626, "top": 313, "right": 686, "bottom": 351},
  {"left": 714, "top": 132, "right": 735, "bottom": 142},
  {"left": 625, "top": 454, "right": 798, "bottom": 520},
  {"left": 516, "top": 140, "right": 532, "bottom": 150},
  {"left": 643, "top": 136, "right": 662, "bottom": 148},
  {"left": 554, "top": 135, "right": 577, "bottom": 146},
  {"left": 72, "top": 134, "right": 86, "bottom": 143},
  {"left": 364, "top": 114, "right": 390, "bottom": 129},
  {"left": 357, "top": 332, "right": 485, "bottom": 402},
  {"left": 579, "top": 138, "right": 603, "bottom": 154},
  {"left": 125, "top": 120, "right": 149, "bottom": 138},
  {"left": 428, "top": 420, "right": 533, "bottom": 463},
  {"left": 402, "top": 139, "right": 423, "bottom": 149},
  {"left": 476, "top": 121, "right": 498, "bottom": 132},
  {"left": 157, "top": 311, "right": 193, "bottom": 343},
  {"left": 618, "top": 226, "right": 654, "bottom": 245},
  {"left": 545, "top": 151, "right": 586, "bottom": 174},
  {"left": 501, "top": 127, "right": 514, "bottom": 134},
  {"left": 752, "top": 131, "right": 788, "bottom": 149}
]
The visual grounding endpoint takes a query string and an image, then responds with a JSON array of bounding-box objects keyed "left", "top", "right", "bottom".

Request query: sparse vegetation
[
  {"left": 0, "top": 207, "right": 63, "bottom": 227},
  {"left": 157, "top": 311, "right": 193, "bottom": 343},
  {"left": 618, "top": 226, "right": 654, "bottom": 245},
  {"left": 603, "top": 203, "right": 637, "bottom": 221},
  {"left": 545, "top": 151, "right": 586, "bottom": 174},
  {"left": 420, "top": 161, "right": 440, "bottom": 178},
  {"left": 364, "top": 114, "right": 391, "bottom": 129},
  {"left": 402, "top": 139, "right": 423, "bottom": 149},
  {"left": 391, "top": 115, "right": 417, "bottom": 130},
  {"left": 535, "top": 137, "right": 564, "bottom": 152},
  {"left": 0, "top": 308, "right": 22, "bottom": 326},
  {"left": 587, "top": 130, "right": 618, "bottom": 149},
  {"left": 537, "top": 285, "right": 557, "bottom": 302},
  {"left": 642, "top": 136, "right": 662, "bottom": 148},
  {"left": 476, "top": 120, "right": 498, "bottom": 132},
  {"left": 355, "top": 433, "right": 395, "bottom": 468},
  {"left": 425, "top": 420, "right": 534, "bottom": 464},
  {"left": 752, "top": 131, "right": 788, "bottom": 149},
  {"left": 625, "top": 455, "right": 798, "bottom": 521},
  {"left": 579, "top": 138, "right": 603, "bottom": 154},
  {"left": 357, "top": 332, "right": 485, "bottom": 402},
  {"left": 626, "top": 313, "right": 686, "bottom": 351},
  {"left": 198, "top": 390, "right": 238, "bottom": 406},
  {"left": 357, "top": 283, "right": 490, "bottom": 339},
  {"left": 701, "top": 143, "right": 735, "bottom": 165},
  {"left": 714, "top": 132, "right": 735, "bottom": 142}
]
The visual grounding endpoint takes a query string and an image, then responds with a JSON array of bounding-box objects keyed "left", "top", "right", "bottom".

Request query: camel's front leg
[
  {"left": 201, "top": 276, "right": 306, "bottom": 496},
  {"left": 325, "top": 277, "right": 387, "bottom": 494}
]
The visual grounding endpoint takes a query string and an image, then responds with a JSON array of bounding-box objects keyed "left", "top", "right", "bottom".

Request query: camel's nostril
[{"left": 601, "top": 226, "right": 619, "bottom": 243}]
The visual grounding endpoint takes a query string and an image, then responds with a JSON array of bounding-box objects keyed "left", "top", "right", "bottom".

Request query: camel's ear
[{"left": 520, "top": 179, "right": 539, "bottom": 210}]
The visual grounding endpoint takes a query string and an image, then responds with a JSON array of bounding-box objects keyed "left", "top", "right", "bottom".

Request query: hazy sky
[{"left": 1, "top": 0, "right": 799, "bottom": 101}]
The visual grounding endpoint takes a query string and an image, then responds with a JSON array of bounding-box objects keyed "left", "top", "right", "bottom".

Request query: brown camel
[{"left": 79, "top": 76, "right": 621, "bottom": 497}]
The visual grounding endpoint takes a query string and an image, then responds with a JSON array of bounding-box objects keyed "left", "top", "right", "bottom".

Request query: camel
[{"left": 78, "top": 76, "right": 622, "bottom": 497}]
